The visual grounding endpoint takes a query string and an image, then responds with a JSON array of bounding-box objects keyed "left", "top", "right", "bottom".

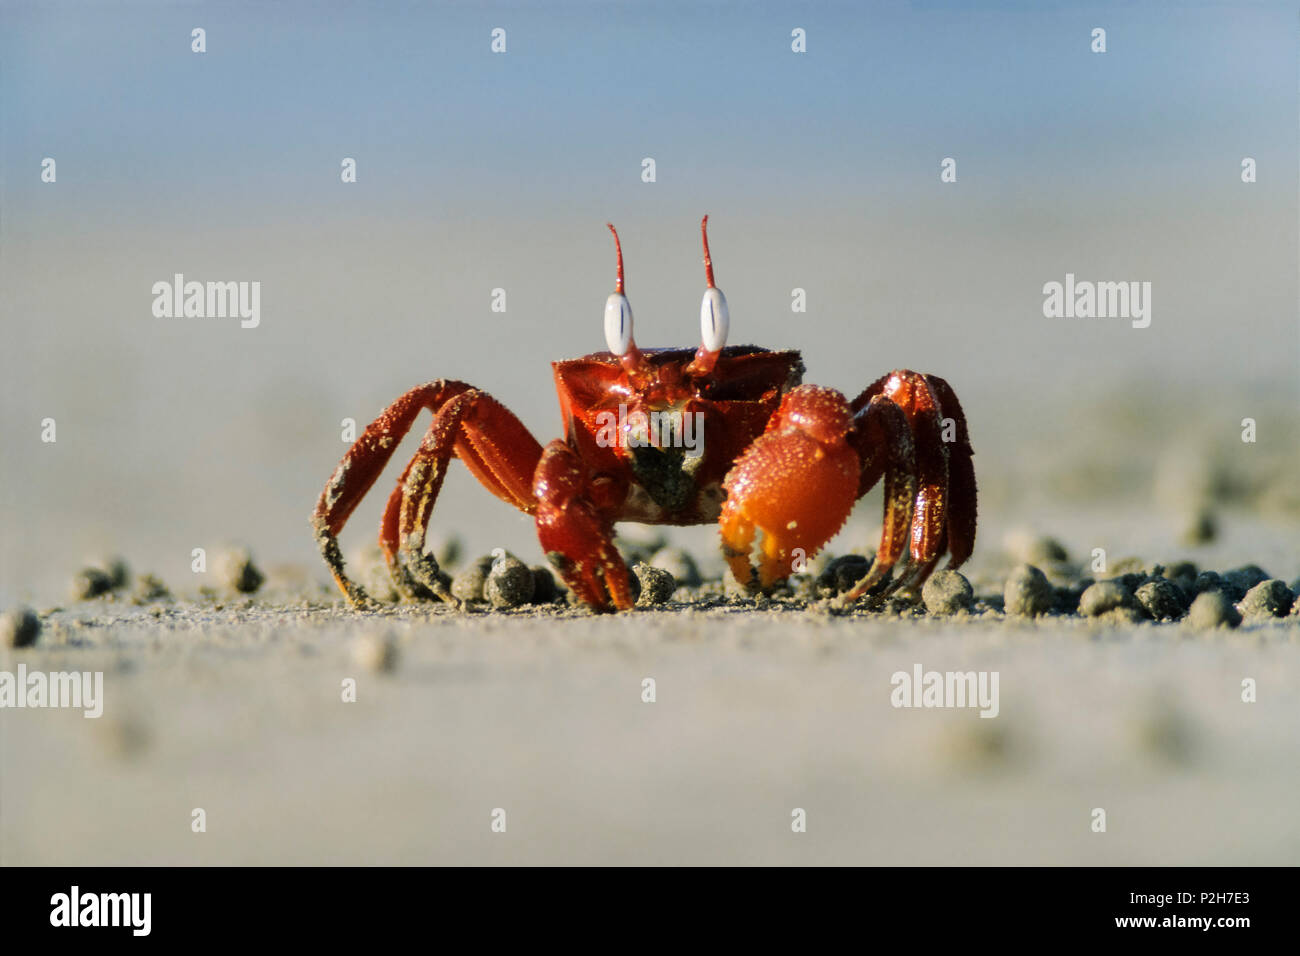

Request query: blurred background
[{"left": 3, "top": 0, "right": 1297, "bottom": 603}]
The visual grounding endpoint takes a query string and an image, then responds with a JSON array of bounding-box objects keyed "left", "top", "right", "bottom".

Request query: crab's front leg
[
  {"left": 718, "top": 385, "right": 866, "bottom": 591},
  {"left": 532, "top": 441, "right": 635, "bottom": 612}
]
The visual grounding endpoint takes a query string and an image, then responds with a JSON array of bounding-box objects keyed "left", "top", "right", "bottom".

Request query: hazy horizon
[{"left": 3, "top": 0, "right": 1296, "bottom": 603}]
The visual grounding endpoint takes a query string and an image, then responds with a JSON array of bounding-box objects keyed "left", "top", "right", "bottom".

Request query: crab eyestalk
[
  {"left": 603, "top": 223, "right": 649, "bottom": 378},
  {"left": 688, "top": 215, "right": 730, "bottom": 376}
]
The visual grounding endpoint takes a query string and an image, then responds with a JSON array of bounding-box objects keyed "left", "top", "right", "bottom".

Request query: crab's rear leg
[
  {"left": 313, "top": 381, "right": 472, "bottom": 606},
  {"left": 718, "top": 385, "right": 863, "bottom": 592},
  {"left": 312, "top": 380, "right": 542, "bottom": 608},
  {"left": 835, "top": 394, "right": 919, "bottom": 603},
  {"left": 924, "top": 375, "right": 977, "bottom": 568},
  {"left": 378, "top": 389, "right": 543, "bottom": 604},
  {"left": 844, "top": 370, "right": 976, "bottom": 602},
  {"left": 377, "top": 393, "right": 542, "bottom": 601}
]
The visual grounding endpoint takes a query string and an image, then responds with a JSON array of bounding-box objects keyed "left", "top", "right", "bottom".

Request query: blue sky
[{"left": 4, "top": 0, "right": 1294, "bottom": 222}]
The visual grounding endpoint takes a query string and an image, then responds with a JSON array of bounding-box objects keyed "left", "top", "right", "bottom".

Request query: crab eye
[
  {"left": 604, "top": 293, "right": 634, "bottom": 356},
  {"left": 699, "top": 287, "right": 729, "bottom": 352}
]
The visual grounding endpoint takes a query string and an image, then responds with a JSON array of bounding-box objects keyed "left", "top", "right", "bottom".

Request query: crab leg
[
  {"left": 383, "top": 389, "right": 543, "bottom": 603},
  {"left": 924, "top": 375, "right": 977, "bottom": 568},
  {"left": 311, "top": 380, "right": 543, "bottom": 607},
  {"left": 838, "top": 394, "right": 918, "bottom": 603},
  {"left": 847, "top": 369, "right": 977, "bottom": 598},
  {"left": 533, "top": 440, "right": 635, "bottom": 611},
  {"left": 313, "top": 381, "right": 470, "bottom": 605}
]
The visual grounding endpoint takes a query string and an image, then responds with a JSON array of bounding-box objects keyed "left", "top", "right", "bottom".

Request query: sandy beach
[{"left": 4, "top": 491, "right": 1298, "bottom": 866}]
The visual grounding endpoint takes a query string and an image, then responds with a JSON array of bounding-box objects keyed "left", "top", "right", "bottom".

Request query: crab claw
[
  {"left": 533, "top": 440, "right": 635, "bottom": 612},
  {"left": 719, "top": 385, "right": 860, "bottom": 591}
]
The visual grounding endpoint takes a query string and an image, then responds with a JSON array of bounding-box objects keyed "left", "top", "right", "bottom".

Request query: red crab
[{"left": 312, "top": 217, "right": 976, "bottom": 611}]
